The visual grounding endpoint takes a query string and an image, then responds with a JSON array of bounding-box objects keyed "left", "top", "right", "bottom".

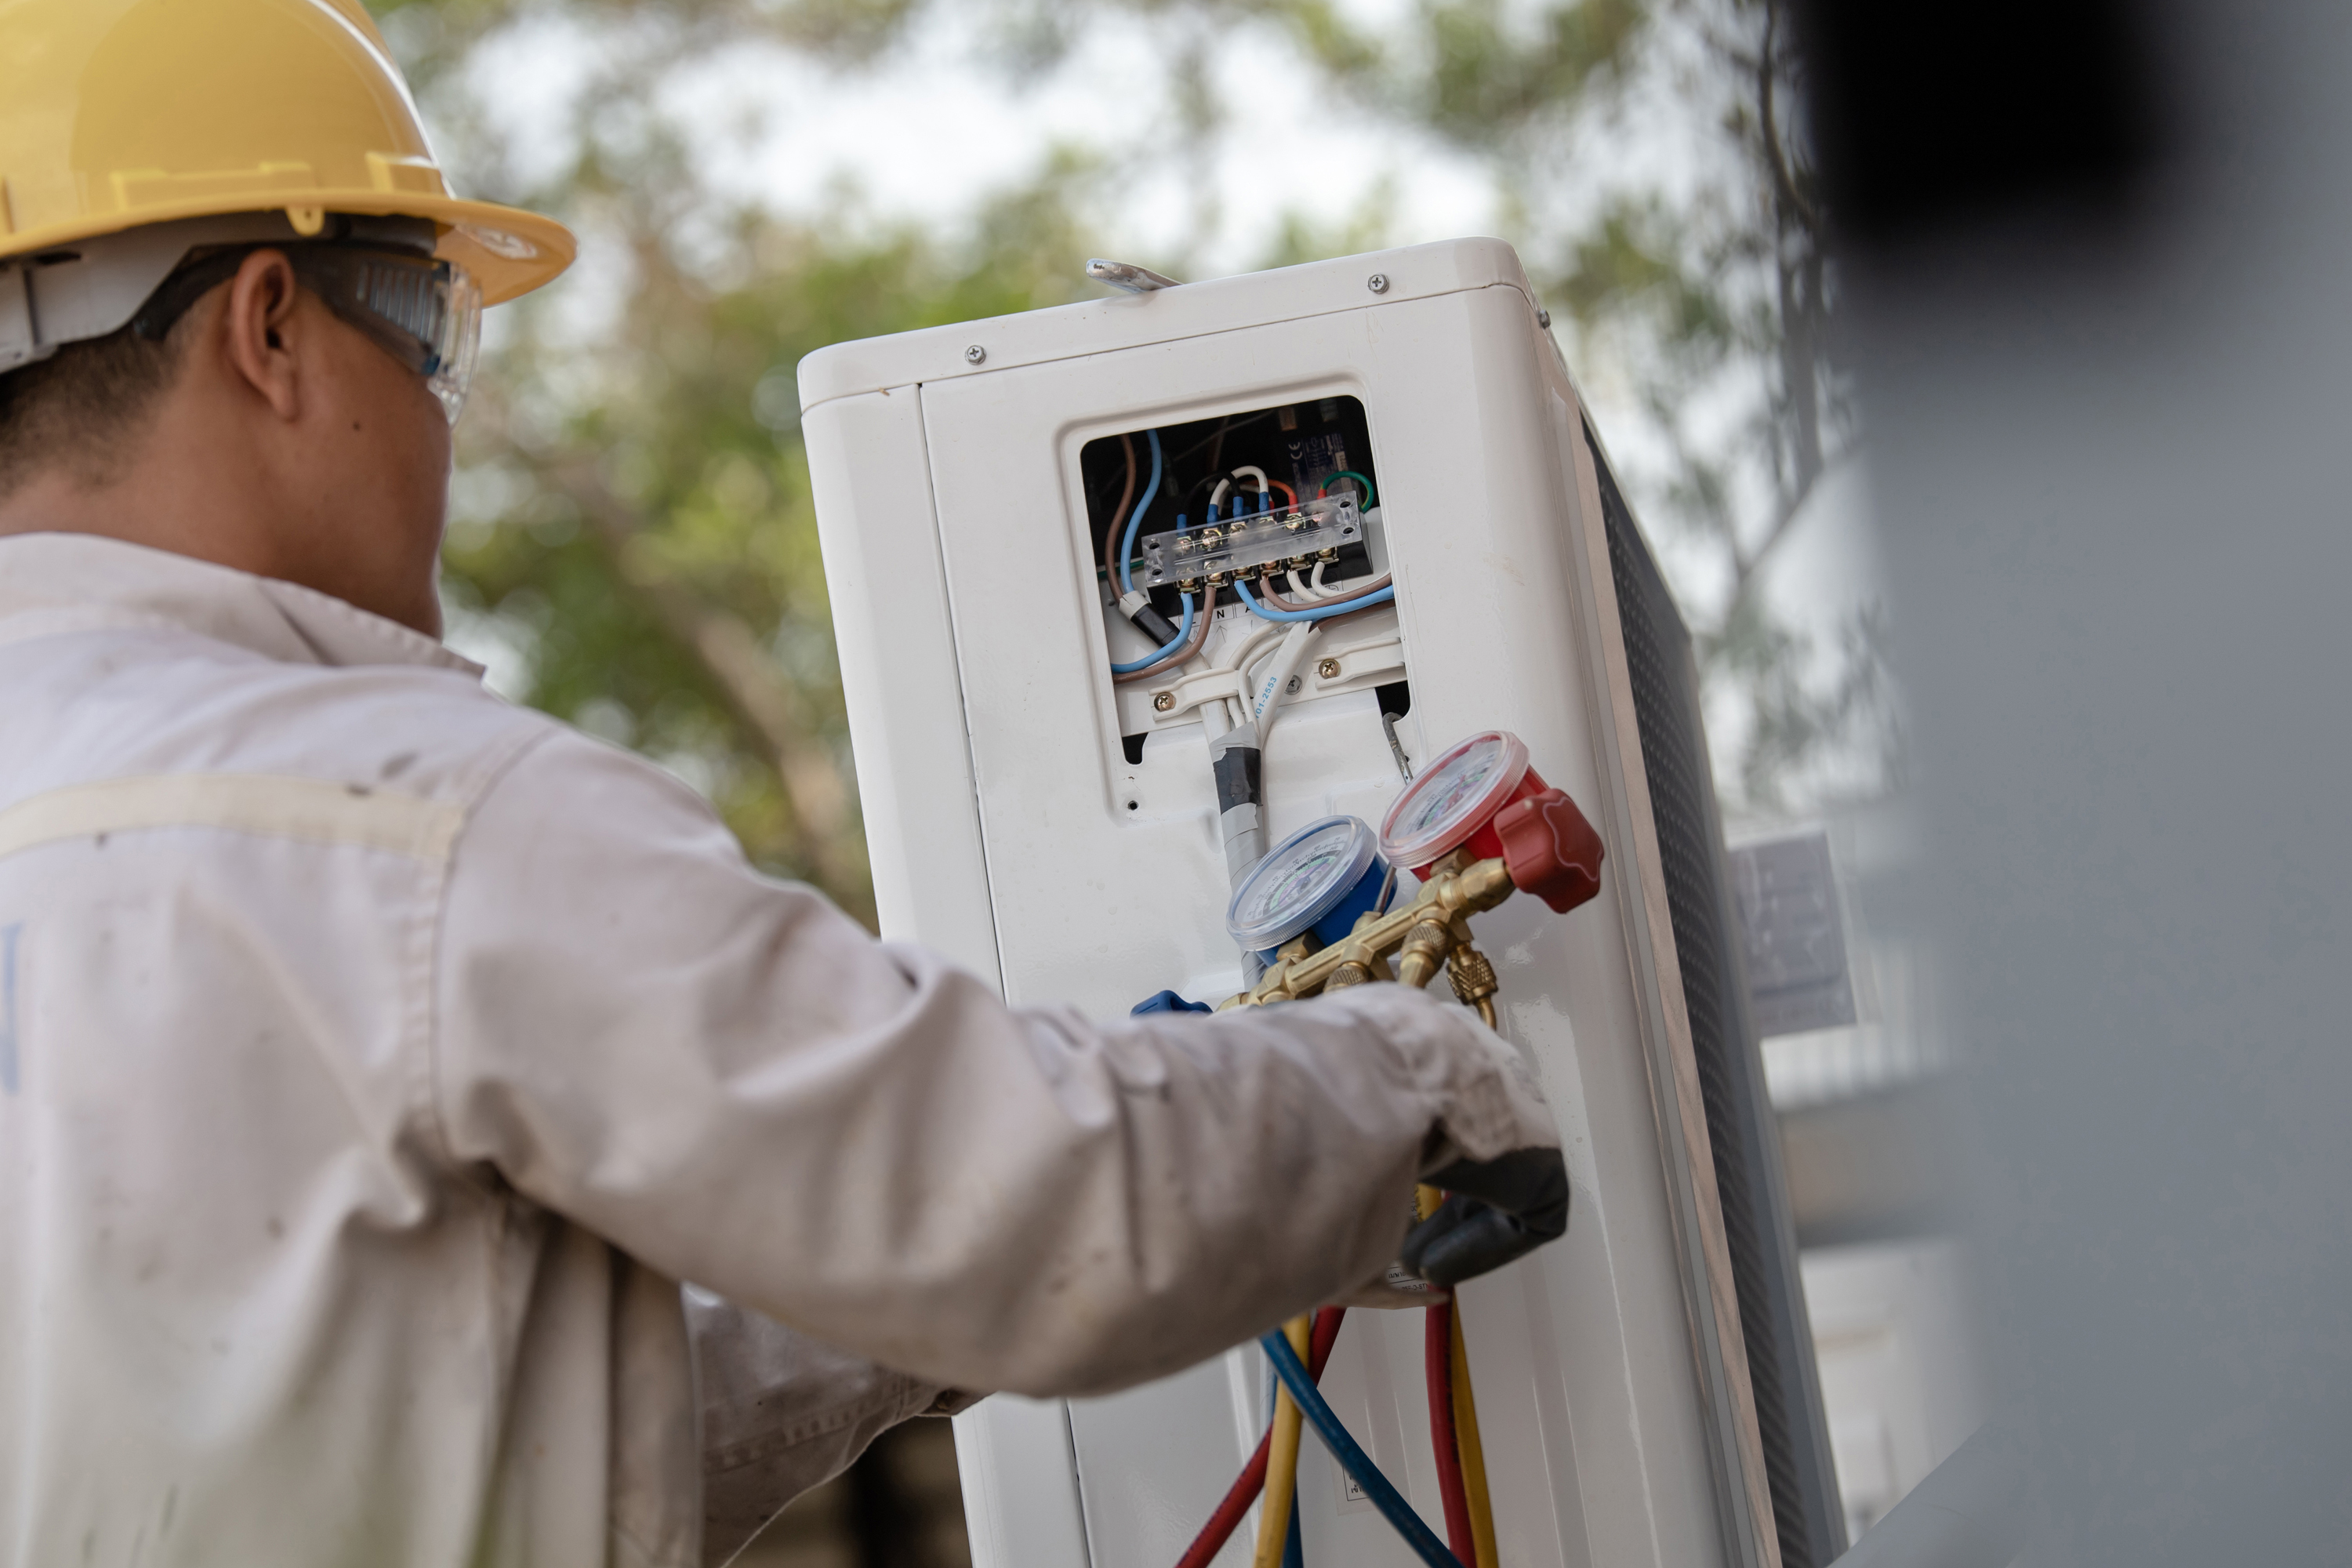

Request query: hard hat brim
[{"left": 5, "top": 195, "right": 575, "bottom": 308}]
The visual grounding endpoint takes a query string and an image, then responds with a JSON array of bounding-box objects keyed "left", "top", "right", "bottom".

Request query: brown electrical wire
[
  {"left": 1112, "top": 584, "right": 1218, "bottom": 684},
  {"left": 1102, "top": 431, "right": 1138, "bottom": 584}
]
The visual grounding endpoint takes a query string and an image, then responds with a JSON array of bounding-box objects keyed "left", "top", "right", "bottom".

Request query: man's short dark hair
[{"left": 0, "top": 318, "right": 191, "bottom": 504}]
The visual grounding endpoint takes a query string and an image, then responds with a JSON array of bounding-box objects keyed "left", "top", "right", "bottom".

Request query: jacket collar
[{"left": 0, "top": 532, "right": 484, "bottom": 678}]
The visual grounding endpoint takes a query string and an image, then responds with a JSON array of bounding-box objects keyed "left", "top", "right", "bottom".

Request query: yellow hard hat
[{"left": 0, "top": 0, "right": 573, "bottom": 306}]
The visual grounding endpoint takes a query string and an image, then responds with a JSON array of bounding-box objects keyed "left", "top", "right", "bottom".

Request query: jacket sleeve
[{"left": 433, "top": 728, "right": 1555, "bottom": 1398}]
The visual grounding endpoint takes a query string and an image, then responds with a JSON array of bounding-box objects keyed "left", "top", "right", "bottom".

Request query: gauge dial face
[
  {"left": 1380, "top": 731, "right": 1530, "bottom": 866},
  {"left": 1229, "top": 817, "right": 1378, "bottom": 948}
]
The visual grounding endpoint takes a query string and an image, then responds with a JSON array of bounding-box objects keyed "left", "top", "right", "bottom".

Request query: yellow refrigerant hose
[
  {"left": 1451, "top": 1307, "right": 1499, "bottom": 1566},
  {"left": 1254, "top": 1312, "right": 1314, "bottom": 1567},
  {"left": 1454, "top": 979, "right": 1508, "bottom": 1565}
]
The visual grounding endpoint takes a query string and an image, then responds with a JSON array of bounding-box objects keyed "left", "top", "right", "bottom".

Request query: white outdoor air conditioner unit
[{"left": 798, "top": 237, "right": 1839, "bottom": 1568}]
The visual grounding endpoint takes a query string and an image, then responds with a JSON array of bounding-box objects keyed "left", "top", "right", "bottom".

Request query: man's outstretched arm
[{"left": 434, "top": 728, "right": 1558, "bottom": 1399}]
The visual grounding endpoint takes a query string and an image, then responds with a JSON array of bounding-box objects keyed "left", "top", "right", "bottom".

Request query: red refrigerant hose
[
  {"left": 1425, "top": 1300, "right": 1478, "bottom": 1565},
  {"left": 1174, "top": 1307, "right": 1348, "bottom": 1568}
]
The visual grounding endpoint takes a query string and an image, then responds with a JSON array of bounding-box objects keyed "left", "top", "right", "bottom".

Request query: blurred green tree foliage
[
  {"left": 372, "top": 0, "right": 1873, "bottom": 932},
  {"left": 377, "top": 0, "right": 1112, "bottom": 924}
]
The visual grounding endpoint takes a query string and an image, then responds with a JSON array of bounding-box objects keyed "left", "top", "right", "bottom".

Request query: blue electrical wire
[
  {"left": 1235, "top": 579, "right": 1396, "bottom": 622},
  {"left": 1119, "top": 428, "right": 1166, "bottom": 594},
  {"left": 1261, "top": 1330, "right": 1465, "bottom": 1568},
  {"left": 1109, "top": 590, "right": 1195, "bottom": 673}
]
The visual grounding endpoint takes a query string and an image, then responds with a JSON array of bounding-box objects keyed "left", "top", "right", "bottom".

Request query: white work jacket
[{"left": 0, "top": 534, "right": 1554, "bottom": 1568}]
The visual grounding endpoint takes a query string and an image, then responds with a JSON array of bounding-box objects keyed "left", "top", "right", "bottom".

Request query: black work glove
[{"left": 1399, "top": 1147, "right": 1570, "bottom": 1290}]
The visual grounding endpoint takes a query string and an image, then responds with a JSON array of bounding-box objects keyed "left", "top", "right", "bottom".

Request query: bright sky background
[{"left": 456, "top": 1, "right": 1508, "bottom": 276}]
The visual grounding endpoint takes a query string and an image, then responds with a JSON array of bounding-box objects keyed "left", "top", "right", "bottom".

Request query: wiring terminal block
[{"left": 1138, "top": 495, "right": 1363, "bottom": 592}]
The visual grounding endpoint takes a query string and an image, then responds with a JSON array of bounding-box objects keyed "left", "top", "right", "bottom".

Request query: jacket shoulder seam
[{"left": 413, "top": 721, "right": 571, "bottom": 1181}]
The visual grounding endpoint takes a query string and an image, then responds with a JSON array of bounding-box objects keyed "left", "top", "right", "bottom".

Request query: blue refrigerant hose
[{"left": 1260, "top": 1330, "right": 1466, "bottom": 1568}]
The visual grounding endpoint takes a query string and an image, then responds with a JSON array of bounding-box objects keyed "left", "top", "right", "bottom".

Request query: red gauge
[{"left": 1377, "top": 731, "right": 1552, "bottom": 877}]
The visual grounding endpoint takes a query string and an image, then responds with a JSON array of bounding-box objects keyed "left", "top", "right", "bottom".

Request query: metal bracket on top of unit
[{"left": 1137, "top": 495, "right": 1363, "bottom": 590}]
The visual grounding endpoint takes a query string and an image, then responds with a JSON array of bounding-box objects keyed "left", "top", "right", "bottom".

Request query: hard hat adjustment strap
[
  {"left": 131, "top": 249, "right": 254, "bottom": 344},
  {"left": 0, "top": 212, "right": 388, "bottom": 376}
]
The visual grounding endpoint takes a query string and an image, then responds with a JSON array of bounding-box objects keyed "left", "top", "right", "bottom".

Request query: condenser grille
[{"left": 1588, "top": 427, "right": 1838, "bottom": 1568}]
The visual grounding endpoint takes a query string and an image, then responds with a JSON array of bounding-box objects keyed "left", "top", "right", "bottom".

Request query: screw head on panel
[
  {"left": 1152, "top": 691, "right": 1176, "bottom": 711},
  {"left": 1366, "top": 273, "right": 1389, "bottom": 294},
  {"left": 1537, "top": 307, "right": 1552, "bottom": 328},
  {"left": 964, "top": 344, "right": 986, "bottom": 364},
  {"left": 1316, "top": 658, "right": 1341, "bottom": 679}
]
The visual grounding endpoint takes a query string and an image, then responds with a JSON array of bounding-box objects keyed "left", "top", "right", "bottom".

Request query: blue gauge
[{"left": 1227, "top": 815, "right": 1389, "bottom": 960}]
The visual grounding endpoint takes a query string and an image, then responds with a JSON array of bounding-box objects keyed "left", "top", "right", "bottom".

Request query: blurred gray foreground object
[
  {"left": 1827, "top": 1424, "right": 2027, "bottom": 1568},
  {"left": 1800, "top": 0, "right": 2352, "bottom": 1559}
]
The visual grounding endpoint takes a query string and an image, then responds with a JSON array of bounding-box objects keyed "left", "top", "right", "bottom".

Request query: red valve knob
[{"left": 1496, "top": 789, "right": 1605, "bottom": 914}]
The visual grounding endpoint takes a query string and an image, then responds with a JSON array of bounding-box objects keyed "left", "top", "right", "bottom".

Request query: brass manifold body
[{"left": 1225, "top": 850, "right": 1513, "bottom": 1025}]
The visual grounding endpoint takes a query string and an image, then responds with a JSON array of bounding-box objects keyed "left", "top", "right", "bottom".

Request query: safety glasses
[{"left": 133, "top": 243, "right": 483, "bottom": 423}]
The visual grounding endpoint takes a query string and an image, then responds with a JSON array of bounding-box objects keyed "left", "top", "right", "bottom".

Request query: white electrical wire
[
  {"left": 1201, "top": 691, "right": 1233, "bottom": 743},
  {"left": 1224, "top": 624, "right": 1285, "bottom": 683},
  {"left": 1287, "top": 563, "right": 1344, "bottom": 601},
  {"left": 1152, "top": 621, "right": 1284, "bottom": 723},
  {"left": 1232, "top": 619, "right": 1312, "bottom": 715},
  {"left": 1249, "top": 621, "right": 1319, "bottom": 745},
  {"left": 1235, "top": 640, "right": 1276, "bottom": 715},
  {"left": 1209, "top": 466, "right": 1272, "bottom": 517}
]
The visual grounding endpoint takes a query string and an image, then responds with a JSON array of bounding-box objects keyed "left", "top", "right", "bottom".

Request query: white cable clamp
[{"left": 1117, "top": 590, "right": 1152, "bottom": 622}]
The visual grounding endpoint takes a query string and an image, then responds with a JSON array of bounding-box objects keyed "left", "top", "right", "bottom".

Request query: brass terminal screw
[
  {"left": 1152, "top": 691, "right": 1175, "bottom": 711},
  {"left": 1316, "top": 658, "right": 1341, "bottom": 680}
]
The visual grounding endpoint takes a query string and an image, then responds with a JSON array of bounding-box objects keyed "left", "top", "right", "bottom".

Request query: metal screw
[
  {"left": 1316, "top": 658, "right": 1341, "bottom": 680},
  {"left": 1152, "top": 691, "right": 1175, "bottom": 712},
  {"left": 1537, "top": 307, "right": 1552, "bottom": 328},
  {"left": 1366, "top": 273, "right": 1389, "bottom": 294},
  {"left": 964, "top": 344, "right": 986, "bottom": 364}
]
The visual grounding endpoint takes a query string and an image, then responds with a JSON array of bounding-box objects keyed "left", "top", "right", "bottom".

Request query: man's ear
[{"left": 220, "top": 250, "right": 305, "bottom": 422}]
